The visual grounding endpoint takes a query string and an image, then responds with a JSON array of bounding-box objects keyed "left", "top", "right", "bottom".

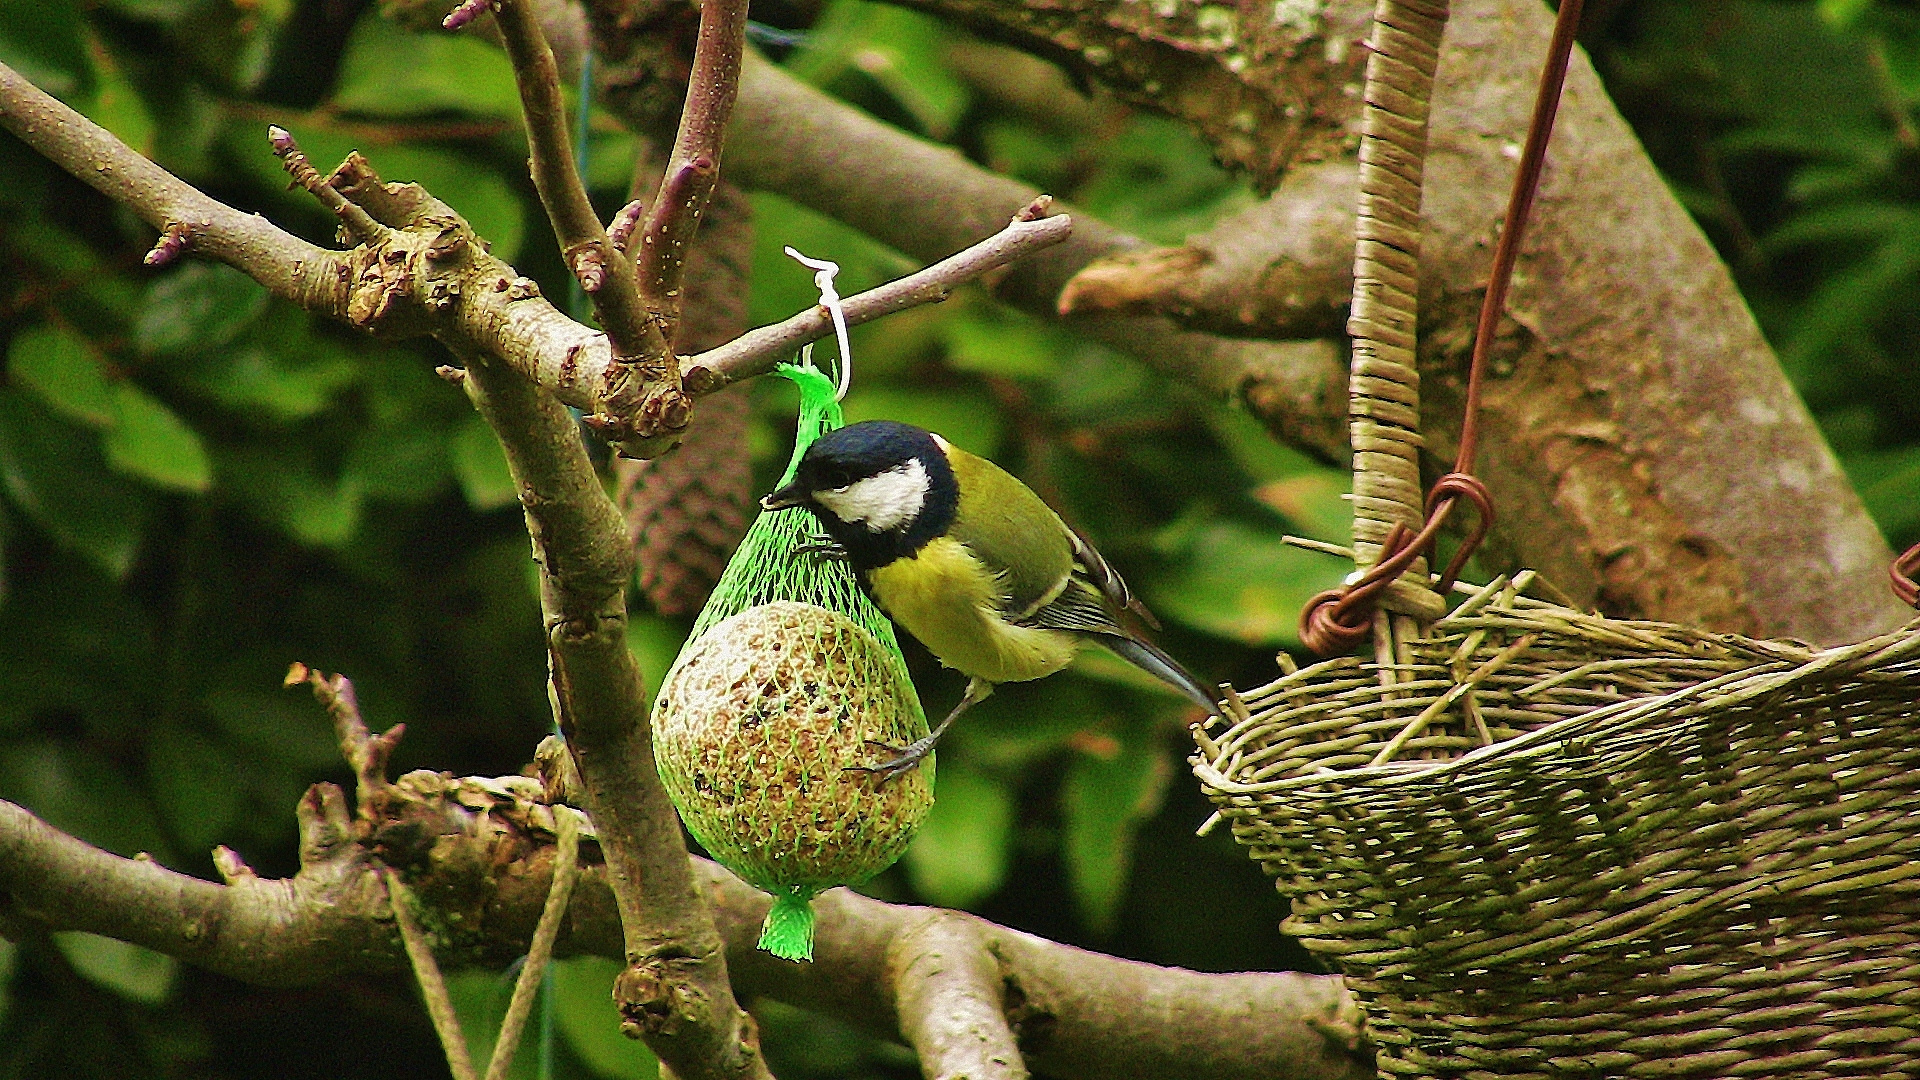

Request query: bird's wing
[
  {"left": 1062, "top": 521, "right": 1161, "bottom": 631},
  {"left": 1018, "top": 579, "right": 1222, "bottom": 716},
  {"left": 1015, "top": 577, "right": 1131, "bottom": 637},
  {"left": 944, "top": 446, "right": 1077, "bottom": 617}
]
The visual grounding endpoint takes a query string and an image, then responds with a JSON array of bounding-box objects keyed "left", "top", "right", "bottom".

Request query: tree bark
[
  {"left": 728, "top": 0, "right": 1908, "bottom": 644},
  {"left": 0, "top": 791, "right": 1372, "bottom": 1080}
]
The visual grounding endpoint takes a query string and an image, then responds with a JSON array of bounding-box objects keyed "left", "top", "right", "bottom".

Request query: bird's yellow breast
[{"left": 866, "top": 536, "right": 1079, "bottom": 685}]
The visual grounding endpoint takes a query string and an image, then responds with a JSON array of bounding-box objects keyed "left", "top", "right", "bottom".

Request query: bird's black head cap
[{"left": 762, "top": 420, "right": 958, "bottom": 570}]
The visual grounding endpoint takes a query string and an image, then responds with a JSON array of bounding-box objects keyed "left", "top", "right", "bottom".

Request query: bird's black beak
[{"left": 760, "top": 482, "right": 808, "bottom": 511}]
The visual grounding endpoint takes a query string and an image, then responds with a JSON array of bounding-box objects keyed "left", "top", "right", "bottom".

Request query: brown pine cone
[
  {"left": 617, "top": 182, "right": 755, "bottom": 614},
  {"left": 618, "top": 387, "right": 752, "bottom": 614}
]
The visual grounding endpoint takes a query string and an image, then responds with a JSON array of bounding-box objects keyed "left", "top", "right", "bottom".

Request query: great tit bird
[{"left": 761, "top": 420, "right": 1223, "bottom": 780}]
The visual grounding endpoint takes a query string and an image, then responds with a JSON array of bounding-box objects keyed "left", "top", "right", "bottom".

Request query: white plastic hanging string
[{"left": 784, "top": 245, "right": 853, "bottom": 402}]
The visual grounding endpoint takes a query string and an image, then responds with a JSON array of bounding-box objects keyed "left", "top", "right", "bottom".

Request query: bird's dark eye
[{"left": 821, "top": 468, "right": 853, "bottom": 490}]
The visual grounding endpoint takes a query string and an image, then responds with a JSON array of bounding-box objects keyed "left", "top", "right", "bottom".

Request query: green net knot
[
  {"left": 774, "top": 358, "right": 842, "bottom": 487},
  {"left": 757, "top": 886, "right": 820, "bottom": 962}
]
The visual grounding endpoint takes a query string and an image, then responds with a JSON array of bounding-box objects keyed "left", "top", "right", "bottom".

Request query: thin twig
[
  {"left": 269, "top": 125, "right": 388, "bottom": 244},
  {"left": 635, "top": 0, "right": 751, "bottom": 327},
  {"left": 682, "top": 204, "right": 1073, "bottom": 393},
  {"left": 386, "top": 868, "right": 479, "bottom": 1080},
  {"left": 483, "top": 806, "right": 584, "bottom": 1080},
  {"left": 488, "top": 0, "right": 660, "bottom": 363},
  {"left": 288, "top": 662, "right": 404, "bottom": 809}
]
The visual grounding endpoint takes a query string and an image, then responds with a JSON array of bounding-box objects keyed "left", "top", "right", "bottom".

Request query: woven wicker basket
[
  {"left": 1195, "top": 581, "right": 1920, "bottom": 1077},
  {"left": 1193, "top": 1, "right": 1920, "bottom": 1076}
]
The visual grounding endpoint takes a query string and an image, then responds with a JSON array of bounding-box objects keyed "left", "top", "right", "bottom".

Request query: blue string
[
  {"left": 568, "top": 48, "right": 597, "bottom": 325},
  {"left": 745, "top": 22, "right": 806, "bottom": 49}
]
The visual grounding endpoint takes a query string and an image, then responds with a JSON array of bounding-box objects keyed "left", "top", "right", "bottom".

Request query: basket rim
[{"left": 1197, "top": 612, "right": 1920, "bottom": 798}]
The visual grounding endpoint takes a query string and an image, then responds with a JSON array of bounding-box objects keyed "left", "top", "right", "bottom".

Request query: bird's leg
[{"left": 848, "top": 677, "right": 993, "bottom": 782}]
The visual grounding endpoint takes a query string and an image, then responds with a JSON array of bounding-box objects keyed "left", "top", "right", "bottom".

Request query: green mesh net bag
[{"left": 651, "top": 359, "right": 932, "bottom": 963}]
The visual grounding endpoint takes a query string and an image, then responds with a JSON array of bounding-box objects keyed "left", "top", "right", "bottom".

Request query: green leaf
[
  {"left": 1782, "top": 231, "right": 1920, "bottom": 376},
  {"left": 0, "top": 937, "right": 15, "bottom": 1028},
  {"left": 135, "top": 262, "right": 269, "bottom": 356},
  {"left": 177, "top": 332, "right": 360, "bottom": 422},
  {"left": 202, "top": 684, "right": 343, "bottom": 770},
  {"left": 1061, "top": 727, "right": 1171, "bottom": 935},
  {"left": 791, "top": 1, "right": 969, "bottom": 138},
  {"left": 951, "top": 674, "right": 1109, "bottom": 768},
  {"left": 0, "top": 0, "right": 93, "bottom": 100},
  {"left": 8, "top": 322, "right": 115, "bottom": 427},
  {"left": 348, "top": 422, "right": 452, "bottom": 503},
  {"left": 0, "top": 551, "right": 154, "bottom": 737},
  {"left": 453, "top": 414, "right": 519, "bottom": 511},
  {"left": 104, "top": 384, "right": 212, "bottom": 493},
  {"left": 1048, "top": 345, "right": 1178, "bottom": 426},
  {"left": 1074, "top": 114, "right": 1256, "bottom": 243},
  {"left": 904, "top": 764, "right": 1015, "bottom": 909},
  {"left": 333, "top": 12, "right": 522, "bottom": 121},
  {"left": 80, "top": 39, "right": 156, "bottom": 157},
  {"left": 1819, "top": 0, "right": 1874, "bottom": 30},
  {"left": 147, "top": 725, "right": 244, "bottom": 850},
  {"left": 0, "top": 739, "right": 172, "bottom": 860},
  {"left": 0, "top": 387, "right": 154, "bottom": 577},
  {"left": 979, "top": 117, "right": 1075, "bottom": 189},
  {"left": 1148, "top": 516, "right": 1348, "bottom": 648},
  {"left": 217, "top": 444, "right": 364, "bottom": 546},
  {"left": 441, "top": 968, "right": 518, "bottom": 1078},
  {"left": 1845, "top": 444, "right": 1920, "bottom": 544},
  {"left": 553, "top": 956, "right": 659, "bottom": 1078},
  {"left": 753, "top": 998, "right": 911, "bottom": 1079},
  {"left": 98, "top": 0, "right": 211, "bottom": 19},
  {"left": 628, "top": 612, "right": 690, "bottom": 703},
  {"left": 942, "top": 304, "right": 1064, "bottom": 379},
  {"left": 584, "top": 125, "right": 641, "bottom": 194},
  {"left": 746, "top": 192, "right": 914, "bottom": 327},
  {"left": 1761, "top": 202, "right": 1920, "bottom": 256},
  {"left": 53, "top": 933, "right": 177, "bottom": 1005},
  {"left": 1205, "top": 408, "right": 1351, "bottom": 540}
]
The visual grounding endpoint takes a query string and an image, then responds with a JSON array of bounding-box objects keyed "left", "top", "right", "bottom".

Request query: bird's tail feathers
[{"left": 1099, "top": 634, "right": 1224, "bottom": 718}]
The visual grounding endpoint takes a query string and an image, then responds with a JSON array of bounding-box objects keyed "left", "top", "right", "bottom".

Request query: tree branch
[
  {"left": 634, "top": 0, "right": 749, "bottom": 328},
  {"left": 452, "top": 352, "right": 769, "bottom": 1080},
  {"left": 887, "top": 914, "right": 1025, "bottom": 1080},
  {"left": 730, "top": 0, "right": 1907, "bottom": 643},
  {"left": 1056, "top": 161, "right": 1357, "bottom": 341},
  {"left": 876, "top": 0, "right": 1366, "bottom": 192},
  {"left": 681, "top": 201, "right": 1073, "bottom": 394},
  {"left": 720, "top": 51, "right": 1351, "bottom": 458},
  {"left": 0, "top": 790, "right": 1371, "bottom": 1080},
  {"left": 0, "top": 63, "right": 352, "bottom": 317},
  {"left": 488, "top": 0, "right": 692, "bottom": 453}
]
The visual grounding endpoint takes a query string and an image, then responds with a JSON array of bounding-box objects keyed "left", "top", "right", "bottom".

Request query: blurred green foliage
[{"left": 0, "top": 0, "right": 1914, "bottom": 1077}]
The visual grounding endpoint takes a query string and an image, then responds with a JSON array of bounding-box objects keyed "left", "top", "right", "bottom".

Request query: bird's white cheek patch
[{"left": 815, "top": 459, "right": 928, "bottom": 532}]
